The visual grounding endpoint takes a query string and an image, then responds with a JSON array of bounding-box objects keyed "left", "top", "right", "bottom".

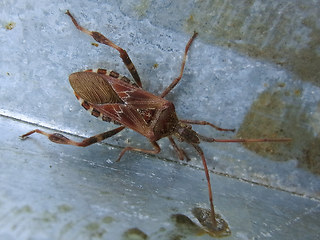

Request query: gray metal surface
[{"left": 1, "top": 0, "right": 319, "bottom": 239}]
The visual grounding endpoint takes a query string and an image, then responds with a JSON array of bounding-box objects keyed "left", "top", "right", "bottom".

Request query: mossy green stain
[{"left": 184, "top": 0, "right": 320, "bottom": 86}]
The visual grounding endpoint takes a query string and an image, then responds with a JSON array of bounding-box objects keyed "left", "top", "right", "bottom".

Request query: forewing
[
  {"left": 94, "top": 103, "right": 152, "bottom": 137},
  {"left": 104, "top": 75, "right": 168, "bottom": 108},
  {"left": 70, "top": 71, "right": 171, "bottom": 138},
  {"left": 69, "top": 72, "right": 123, "bottom": 104}
]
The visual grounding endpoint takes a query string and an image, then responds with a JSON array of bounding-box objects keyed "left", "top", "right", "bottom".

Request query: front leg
[
  {"left": 168, "top": 136, "right": 190, "bottom": 161},
  {"left": 20, "top": 126, "right": 125, "bottom": 147}
]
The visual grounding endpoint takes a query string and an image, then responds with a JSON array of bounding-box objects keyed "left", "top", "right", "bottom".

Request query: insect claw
[
  {"left": 115, "top": 155, "right": 122, "bottom": 162},
  {"left": 115, "top": 149, "right": 126, "bottom": 162},
  {"left": 19, "top": 135, "right": 28, "bottom": 140}
]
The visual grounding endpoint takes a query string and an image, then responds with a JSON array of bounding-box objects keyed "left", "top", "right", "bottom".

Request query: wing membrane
[{"left": 94, "top": 103, "right": 155, "bottom": 138}]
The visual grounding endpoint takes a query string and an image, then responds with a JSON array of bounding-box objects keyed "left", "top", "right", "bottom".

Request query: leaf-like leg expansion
[
  {"left": 66, "top": 10, "right": 142, "bottom": 88},
  {"left": 20, "top": 126, "right": 125, "bottom": 147},
  {"left": 180, "top": 119, "right": 235, "bottom": 132},
  {"left": 168, "top": 136, "right": 190, "bottom": 161},
  {"left": 160, "top": 32, "right": 198, "bottom": 98},
  {"left": 116, "top": 141, "right": 160, "bottom": 162}
]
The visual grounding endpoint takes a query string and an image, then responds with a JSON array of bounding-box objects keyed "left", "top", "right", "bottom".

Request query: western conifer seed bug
[{"left": 21, "top": 10, "right": 291, "bottom": 232}]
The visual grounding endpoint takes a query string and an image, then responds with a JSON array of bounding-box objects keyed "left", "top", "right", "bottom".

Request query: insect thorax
[{"left": 152, "top": 102, "right": 179, "bottom": 140}]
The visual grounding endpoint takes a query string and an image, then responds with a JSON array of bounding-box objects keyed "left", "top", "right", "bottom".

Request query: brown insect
[{"left": 21, "top": 10, "right": 291, "bottom": 230}]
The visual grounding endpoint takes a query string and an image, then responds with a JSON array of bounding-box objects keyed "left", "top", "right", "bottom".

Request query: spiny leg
[
  {"left": 116, "top": 141, "right": 160, "bottom": 162},
  {"left": 180, "top": 119, "right": 235, "bottom": 132},
  {"left": 160, "top": 32, "right": 198, "bottom": 98},
  {"left": 66, "top": 10, "right": 142, "bottom": 88},
  {"left": 168, "top": 136, "right": 190, "bottom": 161},
  {"left": 20, "top": 126, "right": 125, "bottom": 147},
  {"left": 192, "top": 144, "right": 217, "bottom": 229}
]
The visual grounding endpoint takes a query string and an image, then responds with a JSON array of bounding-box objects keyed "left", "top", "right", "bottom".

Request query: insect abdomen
[{"left": 76, "top": 95, "right": 121, "bottom": 125}]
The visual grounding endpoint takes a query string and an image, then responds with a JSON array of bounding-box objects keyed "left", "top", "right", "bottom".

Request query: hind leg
[
  {"left": 20, "top": 126, "right": 125, "bottom": 147},
  {"left": 66, "top": 10, "right": 142, "bottom": 88}
]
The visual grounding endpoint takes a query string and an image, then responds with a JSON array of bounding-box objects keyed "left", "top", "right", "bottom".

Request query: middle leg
[
  {"left": 160, "top": 32, "right": 198, "bottom": 98},
  {"left": 116, "top": 141, "right": 161, "bottom": 162}
]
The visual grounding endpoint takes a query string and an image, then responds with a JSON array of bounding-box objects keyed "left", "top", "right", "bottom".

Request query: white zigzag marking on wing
[
  {"left": 113, "top": 105, "right": 124, "bottom": 121},
  {"left": 118, "top": 88, "right": 136, "bottom": 102}
]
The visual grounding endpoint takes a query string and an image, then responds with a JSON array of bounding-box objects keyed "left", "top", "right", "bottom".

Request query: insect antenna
[
  {"left": 198, "top": 134, "right": 291, "bottom": 143},
  {"left": 191, "top": 133, "right": 291, "bottom": 230},
  {"left": 192, "top": 144, "right": 218, "bottom": 229}
]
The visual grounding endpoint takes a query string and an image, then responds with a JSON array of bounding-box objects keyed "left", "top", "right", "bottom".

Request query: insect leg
[
  {"left": 20, "top": 126, "right": 125, "bottom": 147},
  {"left": 116, "top": 141, "right": 160, "bottom": 162},
  {"left": 168, "top": 136, "right": 190, "bottom": 161},
  {"left": 65, "top": 10, "right": 142, "bottom": 88},
  {"left": 160, "top": 32, "right": 198, "bottom": 98},
  {"left": 180, "top": 119, "right": 235, "bottom": 132}
]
